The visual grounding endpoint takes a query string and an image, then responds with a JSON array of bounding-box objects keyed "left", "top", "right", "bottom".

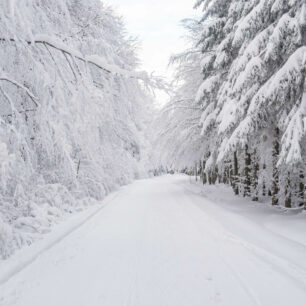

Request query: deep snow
[{"left": 1, "top": 174, "right": 306, "bottom": 306}]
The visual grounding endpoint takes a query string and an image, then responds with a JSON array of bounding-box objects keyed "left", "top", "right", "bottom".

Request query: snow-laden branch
[
  {"left": 0, "top": 35, "right": 169, "bottom": 91},
  {"left": 0, "top": 0, "right": 158, "bottom": 261},
  {"left": 161, "top": 106, "right": 201, "bottom": 114},
  {"left": 0, "top": 35, "right": 150, "bottom": 81},
  {"left": 0, "top": 76, "right": 39, "bottom": 107}
]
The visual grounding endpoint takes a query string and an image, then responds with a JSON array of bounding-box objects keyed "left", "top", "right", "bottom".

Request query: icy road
[{"left": 1, "top": 175, "right": 306, "bottom": 306}]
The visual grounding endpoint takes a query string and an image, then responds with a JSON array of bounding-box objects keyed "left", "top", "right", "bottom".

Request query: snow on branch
[
  {"left": 0, "top": 35, "right": 152, "bottom": 83},
  {"left": 0, "top": 76, "right": 39, "bottom": 107}
]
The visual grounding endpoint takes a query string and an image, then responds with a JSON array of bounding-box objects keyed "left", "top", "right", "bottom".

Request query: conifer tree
[{"left": 158, "top": 0, "right": 306, "bottom": 209}]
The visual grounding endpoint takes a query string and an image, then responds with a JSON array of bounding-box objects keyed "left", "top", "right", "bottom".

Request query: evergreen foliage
[{"left": 157, "top": 0, "right": 306, "bottom": 210}]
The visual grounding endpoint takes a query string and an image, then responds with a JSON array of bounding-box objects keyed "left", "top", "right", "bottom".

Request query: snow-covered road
[{"left": 1, "top": 175, "right": 306, "bottom": 306}]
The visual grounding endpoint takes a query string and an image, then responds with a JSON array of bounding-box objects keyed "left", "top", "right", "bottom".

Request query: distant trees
[
  {"left": 157, "top": 0, "right": 306, "bottom": 209},
  {"left": 154, "top": 19, "right": 205, "bottom": 169}
]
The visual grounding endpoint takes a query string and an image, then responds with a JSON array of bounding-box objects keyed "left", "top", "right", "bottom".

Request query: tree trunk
[
  {"left": 212, "top": 167, "right": 218, "bottom": 184},
  {"left": 244, "top": 144, "right": 251, "bottom": 197},
  {"left": 262, "top": 163, "right": 266, "bottom": 196},
  {"left": 302, "top": 25, "right": 306, "bottom": 46},
  {"left": 298, "top": 169, "right": 305, "bottom": 209},
  {"left": 252, "top": 150, "right": 259, "bottom": 201},
  {"left": 272, "top": 127, "right": 280, "bottom": 206},
  {"left": 233, "top": 151, "right": 239, "bottom": 195},
  {"left": 208, "top": 171, "right": 212, "bottom": 185},
  {"left": 223, "top": 165, "right": 229, "bottom": 184},
  {"left": 285, "top": 172, "right": 291, "bottom": 208},
  {"left": 202, "top": 161, "right": 207, "bottom": 184}
]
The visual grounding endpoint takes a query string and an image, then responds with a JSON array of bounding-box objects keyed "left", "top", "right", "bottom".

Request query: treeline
[
  {"left": 195, "top": 135, "right": 305, "bottom": 209},
  {"left": 156, "top": 0, "right": 306, "bottom": 209}
]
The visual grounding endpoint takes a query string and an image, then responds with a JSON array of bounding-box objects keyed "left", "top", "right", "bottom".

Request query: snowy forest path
[{"left": 0, "top": 175, "right": 306, "bottom": 306}]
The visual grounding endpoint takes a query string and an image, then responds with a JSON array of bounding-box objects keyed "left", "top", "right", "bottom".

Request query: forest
[
  {"left": 0, "top": 0, "right": 158, "bottom": 258},
  {"left": 156, "top": 0, "right": 306, "bottom": 210},
  {"left": 1, "top": 1, "right": 306, "bottom": 305},
  {"left": 0, "top": 0, "right": 306, "bottom": 261}
]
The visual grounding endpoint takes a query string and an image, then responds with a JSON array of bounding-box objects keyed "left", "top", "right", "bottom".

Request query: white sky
[{"left": 107, "top": 0, "right": 199, "bottom": 104}]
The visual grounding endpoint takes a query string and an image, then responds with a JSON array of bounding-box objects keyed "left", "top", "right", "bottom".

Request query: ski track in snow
[{"left": 1, "top": 175, "right": 306, "bottom": 306}]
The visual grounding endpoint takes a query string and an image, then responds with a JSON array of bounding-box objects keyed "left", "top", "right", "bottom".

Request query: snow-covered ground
[{"left": 1, "top": 174, "right": 306, "bottom": 306}]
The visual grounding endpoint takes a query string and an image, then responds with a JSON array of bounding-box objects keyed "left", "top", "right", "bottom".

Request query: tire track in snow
[
  {"left": 181, "top": 183, "right": 306, "bottom": 288},
  {"left": 175, "top": 192, "right": 264, "bottom": 306},
  {"left": 223, "top": 231, "right": 306, "bottom": 288}
]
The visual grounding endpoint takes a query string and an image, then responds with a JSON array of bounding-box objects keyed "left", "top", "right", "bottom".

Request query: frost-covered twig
[{"left": 0, "top": 77, "right": 39, "bottom": 107}]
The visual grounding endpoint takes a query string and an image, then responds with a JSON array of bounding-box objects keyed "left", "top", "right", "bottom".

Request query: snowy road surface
[{"left": 1, "top": 175, "right": 306, "bottom": 306}]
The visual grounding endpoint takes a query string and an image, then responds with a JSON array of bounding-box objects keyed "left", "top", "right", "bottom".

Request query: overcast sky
[{"left": 108, "top": 0, "right": 199, "bottom": 81}]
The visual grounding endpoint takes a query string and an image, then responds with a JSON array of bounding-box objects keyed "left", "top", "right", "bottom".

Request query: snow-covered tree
[
  {"left": 158, "top": 0, "right": 306, "bottom": 209},
  {"left": 0, "top": 0, "right": 155, "bottom": 258},
  {"left": 154, "top": 19, "right": 205, "bottom": 170}
]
